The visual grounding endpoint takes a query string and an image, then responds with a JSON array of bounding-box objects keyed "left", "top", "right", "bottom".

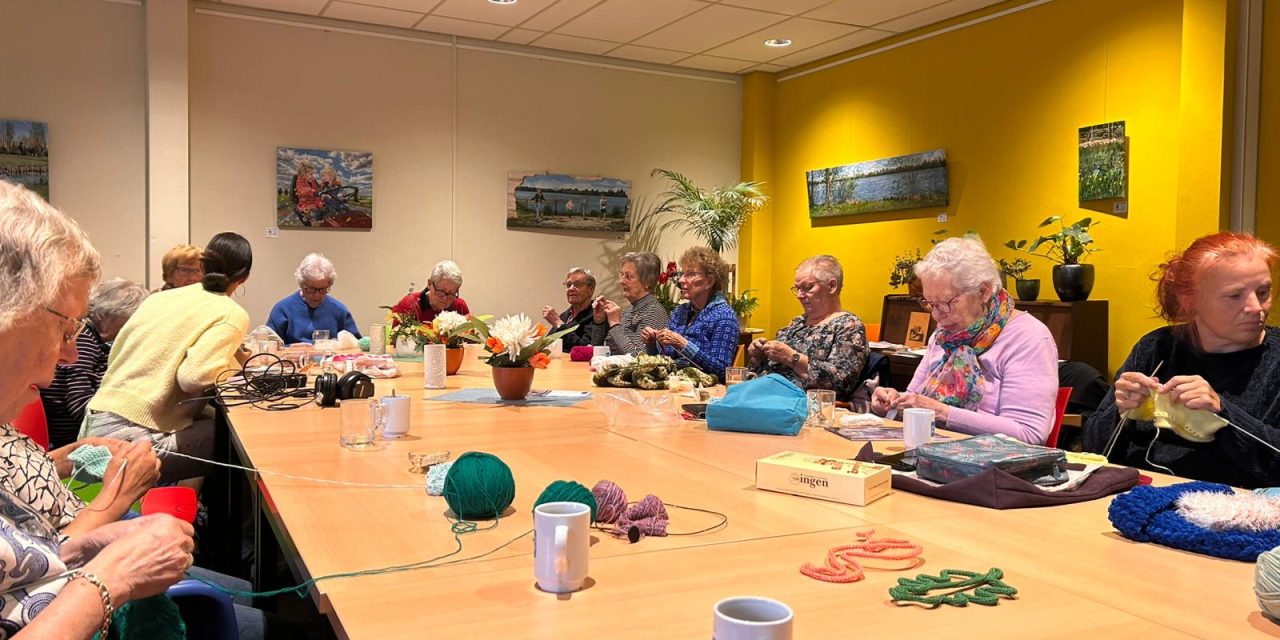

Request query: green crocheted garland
[{"left": 889, "top": 568, "right": 1018, "bottom": 607}]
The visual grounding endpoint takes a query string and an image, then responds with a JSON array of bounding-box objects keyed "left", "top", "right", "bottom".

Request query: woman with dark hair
[
  {"left": 1084, "top": 232, "right": 1280, "bottom": 488},
  {"left": 86, "top": 232, "right": 253, "bottom": 482}
]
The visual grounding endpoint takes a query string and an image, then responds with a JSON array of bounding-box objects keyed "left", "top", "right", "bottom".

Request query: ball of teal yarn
[
  {"left": 1256, "top": 545, "right": 1280, "bottom": 622},
  {"left": 358, "top": 336, "right": 371, "bottom": 352},
  {"left": 425, "top": 461, "right": 453, "bottom": 497},
  {"left": 533, "top": 480, "right": 599, "bottom": 524},
  {"left": 442, "top": 452, "right": 516, "bottom": 520}
]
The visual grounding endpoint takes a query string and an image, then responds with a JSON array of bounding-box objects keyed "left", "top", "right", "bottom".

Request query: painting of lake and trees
[
  {"left": 807, "top": 148, "right": 948, "bottom": 218},
  {"left": 508, "top": 171, "right": 631, "bottom": 233},
  {"left": 0, "top": 119, "right": 49, "bottom": 201}
]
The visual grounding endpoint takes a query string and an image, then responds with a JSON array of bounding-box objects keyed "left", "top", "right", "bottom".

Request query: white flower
[
  {"left": 489, "top": 314, "right": 537, "bottom": 360},
  {"left": 433, "top": 311, "right": 467, "bottom": 335}
]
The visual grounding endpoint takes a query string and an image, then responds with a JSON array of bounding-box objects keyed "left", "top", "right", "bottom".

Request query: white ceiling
[{"left": 212, "top": 0, "right": 1009, "bottom": 74}]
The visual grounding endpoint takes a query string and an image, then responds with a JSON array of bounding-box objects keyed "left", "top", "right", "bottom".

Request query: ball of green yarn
[
  {"left": 442, "top": 452, "right": 516, "bottom": 520},
  {"left": 358, "top": 336, "right": 371, "bottom": 352},
  {"left": 533, "top": 480, "right": 599, "bottom": 524}
]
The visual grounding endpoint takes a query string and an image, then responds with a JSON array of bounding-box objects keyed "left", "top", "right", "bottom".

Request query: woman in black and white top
[
  {"left": 594, "top": 252, "right": 671, "bottom": 355},
  {"left": 39, "top": 278, "right": 148, "bottom": 448}
]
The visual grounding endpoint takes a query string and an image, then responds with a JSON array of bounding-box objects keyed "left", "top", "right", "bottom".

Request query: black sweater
[{"left": 1083, "top": 325, "right": 1280, "bottom": 489}]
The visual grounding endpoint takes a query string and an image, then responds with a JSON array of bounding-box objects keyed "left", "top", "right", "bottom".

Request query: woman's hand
[
  {"left": 1160, "top": 375, "right": 1222, "bottom": 412},
  {"left": 746, "top": 338, "right": 767, "bottom": 364},
  {"left": 871, "top": 386, "right": 900, "bottom": 416},
  {"left": 82, "top": 514, "right": 195, "bottom": 602},
  {"left": 761, "top": 340, "right": 796, "bottom": 365},
  {"left": 893, "top": 392, "right": 951, "bottom": 421},
  {"left": 602, "top": 300, "right": 623, "bottom": 327},
  {"left": 1114, "top": 371, "right": 1160, "bottom": 414},
  {"left": 657, "top": 329, "right": 688, "bottom": 350},
  {"left": 50, "top": 438, "right": 130, "bottom": 480},
  {"left": 641, "top": 326, "right": 661, "bottom": 345},
  {"left": 97, "top": 440, "right": 161, "bottom": 507},
  {"left": 541, "top": 306, "right": 562, "bottom": 328}
]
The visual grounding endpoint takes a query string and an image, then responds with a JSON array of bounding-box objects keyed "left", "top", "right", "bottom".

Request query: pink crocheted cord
[
  {"left": 800, "top": 529, "right": 924, "bottom": 584},
  {"left": 611, "top": 494, "right": 670, "bottom": 539}
]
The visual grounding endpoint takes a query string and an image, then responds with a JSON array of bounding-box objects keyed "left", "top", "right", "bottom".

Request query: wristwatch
[{"left": 790, "top": 351, "right": 801, "bottom": 368}]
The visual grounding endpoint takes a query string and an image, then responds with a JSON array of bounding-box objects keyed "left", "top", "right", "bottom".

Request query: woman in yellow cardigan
[{"left": 86, "top": 232, "right": 252, "bottom": 482}]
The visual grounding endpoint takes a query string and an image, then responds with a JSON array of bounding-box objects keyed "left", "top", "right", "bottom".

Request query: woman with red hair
[{"left": 1084, "top": 232, "right": 1280, "bottom": 487}]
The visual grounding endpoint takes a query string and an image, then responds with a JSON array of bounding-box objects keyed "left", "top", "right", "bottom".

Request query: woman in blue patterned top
[{"left": 644, "top": 247, "right": 740, "bottom": 382}]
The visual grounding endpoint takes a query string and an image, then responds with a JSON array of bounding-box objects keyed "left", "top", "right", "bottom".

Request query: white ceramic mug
[
  {"left": 548, "top": 340, "right": 563, "bottom": 359},
  {"left": 533, "top": 501, "right": 590, "bottom": 594},
  {"left": 592, "top": 345, "right": 610, "bottom": 359},
  {"left": 713, "top": 596, "right": 793, "bottom": 640},
  {"left": 380, "top": 394, "right": 410, "bottom": 439},
  {"left": 903, "top": 407, "right": 935, "bottom": 451}
]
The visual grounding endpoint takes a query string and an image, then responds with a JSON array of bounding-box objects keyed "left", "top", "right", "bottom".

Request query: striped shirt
[
  {"left": 606, "top": 293, "right": 670, "bottom": 355},
  {"left": 39, "top": 324, "right": 110, "bottom": 448}
]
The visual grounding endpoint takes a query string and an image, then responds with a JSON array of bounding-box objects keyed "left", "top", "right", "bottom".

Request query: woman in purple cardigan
[{"left": 870, "top": 236, "right": 1059, "bottom": 444}]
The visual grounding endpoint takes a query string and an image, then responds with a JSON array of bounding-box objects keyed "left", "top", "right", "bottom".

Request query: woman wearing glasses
[
  {"left": 266, "top": 252, "right": 361, "bottom": 344},
  {"left": 155, "top": 243, "right": 204, "bottom": 291},
  {"left": 644, "top": 247, "right": 741, "bottom": 383},
  {"left": 870, "top": 236, "right": 1058, "bottom": 444},
  {"left": 86, "top": 232, "right": 254, "bottom": 482},
  {"left": 390, "top": 259, "right": 470, "bottom": 323},
  {"left": 747, "top": 255, "right": 868, "bottom": 400}
]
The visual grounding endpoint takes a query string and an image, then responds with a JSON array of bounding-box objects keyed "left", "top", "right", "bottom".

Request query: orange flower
[
  {"left": 529, "top": 352, "right": 551, "bottom": 369},
  {"left": 486, "top": 336, "right": 506, "bottom": 354},
  {"left": 534, "top": 323, "right": 548, "bottom": 338}
]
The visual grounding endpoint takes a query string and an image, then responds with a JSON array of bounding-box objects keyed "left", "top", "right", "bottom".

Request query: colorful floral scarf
[{"left": 918, "top": 288, "right": 1015, "bottom": 409}]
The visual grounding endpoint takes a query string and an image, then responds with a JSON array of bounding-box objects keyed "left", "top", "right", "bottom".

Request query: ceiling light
[
  {"left": 763, "top": 38, "right": 792, "bottom": 48},
  {"left": 488, "top": 0, "right": 517, "bottom": 5}
]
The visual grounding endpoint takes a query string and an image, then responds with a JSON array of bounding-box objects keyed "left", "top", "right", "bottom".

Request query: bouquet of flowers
[
  {"left": 654, "top": 260, "right": 681, "bottom": 312},
  {"left": 381, "top": 308, "right": 488, "bottom": 350},
  {"left": 473, "top": 314, "right": 575, "bottom": 368}
]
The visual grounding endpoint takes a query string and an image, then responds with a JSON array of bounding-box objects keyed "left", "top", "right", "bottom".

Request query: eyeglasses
[
  {"left": 301, "top": 285, "right": 331, "bottom": 295},
  {"left": 175, "top": 266, "right": 202, "bottom": 276},
  {"left": 790, "top": 281, "right": 821, "bottom": 296},
  {"left": 43, "top": 306, "right": 88, "bottom": 344},
  {"left": 429, "top": 283, "right": 459, "bottom": 299},
  {"left": 917, "top": 291, "right": 967, "bottom": 314},
  {"left": 563, "top": 280, "right": 592, "bottom": 290},
  {"left": 675, "top": 271, "right": 706, "bottom": 280}
]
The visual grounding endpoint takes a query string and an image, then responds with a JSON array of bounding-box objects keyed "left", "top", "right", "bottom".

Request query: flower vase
[
  {"left": 445, "top": 347, "right": 465, "bottom": 375},
  {"left": 395, "top": 336, "right": 422, "bottom": 358},
  {"left": 491, "top": 366, "right": 535, "bottom": 400}
]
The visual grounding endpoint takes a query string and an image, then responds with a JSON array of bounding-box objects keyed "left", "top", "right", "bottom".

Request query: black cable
[{"left": 180, "top": 353, "right": 318, "bottom": 411}]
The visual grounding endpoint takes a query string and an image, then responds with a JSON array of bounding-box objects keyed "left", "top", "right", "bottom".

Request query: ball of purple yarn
[{"left": 592, "top": 480, "right": 628, "bottom": 524}]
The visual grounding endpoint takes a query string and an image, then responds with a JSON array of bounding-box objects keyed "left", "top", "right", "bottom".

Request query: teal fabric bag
[{"left": 706, "top": 374, "right": 807, "bottom": 436}]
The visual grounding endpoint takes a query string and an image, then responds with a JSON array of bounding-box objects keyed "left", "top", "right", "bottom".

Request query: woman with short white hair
[
  {"left": 0, "top": 180, "right": 194, "bottom": 638},
  {"left": 390, "top": 259, "right": 470, "bottom": 323},
  {"left": 266, "top": 252, "right": 361, "bottom": 344},
  {"left": 870, "top": 236, "right": 1058, "bottom": 444},
  {"left": 40, "top": 277, "right": 149, "bottom": 448}
]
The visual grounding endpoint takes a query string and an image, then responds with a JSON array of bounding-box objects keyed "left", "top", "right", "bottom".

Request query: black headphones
[{"left": 314, "top": 371, "right": 375, "bottom": 407}]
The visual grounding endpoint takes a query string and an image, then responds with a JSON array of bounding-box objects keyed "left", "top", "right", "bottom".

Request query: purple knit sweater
[{"left": 907, "top": 312, "right": 1059, "bottom": 444}]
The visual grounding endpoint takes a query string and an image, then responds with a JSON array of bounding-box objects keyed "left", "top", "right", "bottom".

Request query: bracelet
[{"left": 69, "top": 570, "right": 113, "bottom": 640}]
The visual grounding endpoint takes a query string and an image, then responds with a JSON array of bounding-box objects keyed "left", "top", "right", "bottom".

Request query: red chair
[
  {"left": 1046, "top": 387, "right": 1072, "bottom": 449},
  {"left": 12, "top": 399, "right": 49, "bottom": 451}
]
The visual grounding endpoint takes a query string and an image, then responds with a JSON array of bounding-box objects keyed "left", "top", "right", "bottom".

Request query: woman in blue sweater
[
  {"left": 267, "top": 253, "right": 361, "bottom": 344},
  {"left": 645, "top": 246, "right": 740, "bottom": 383}
]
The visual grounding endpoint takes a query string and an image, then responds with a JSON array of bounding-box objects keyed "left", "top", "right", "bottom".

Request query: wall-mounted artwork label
[
  {"left": 1078, "top": 121, "right": 1126, "bottom": 201},
  {"left": 508, "top": 171, "right": 631, "bottom": 233},
  {"left": 276, "top": 147, "right": 373, "bottom": 229},
  {"left": 806, "top": 148, "right": 947, "bottom": 218},
  {"left": 0, "top": 119, "right": 49, "bottom": 201}
]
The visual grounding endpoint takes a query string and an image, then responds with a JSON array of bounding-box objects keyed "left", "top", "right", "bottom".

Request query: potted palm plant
[
  {"left": 1005, "top": 216, "right": 1098, "bottom": 302},
  {"left": 648, "top": 169, "right": 767, "bottom": 253}
]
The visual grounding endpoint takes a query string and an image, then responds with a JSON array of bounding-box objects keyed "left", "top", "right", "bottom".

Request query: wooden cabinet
[{"left": 876, "top": 295, "right": 1109, "bottom": 390}]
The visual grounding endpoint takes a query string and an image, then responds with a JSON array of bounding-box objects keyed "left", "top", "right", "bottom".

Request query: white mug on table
[
  {"left": 380, "top": 394, "right": 410, "bottom": 438},
  {"left": 713, "top": 596, "right": 793, "bottom": 640},
  {"left": 533, "top": 501, "right": 590, "bottom": 593},
  {"left": 902, "top": 407, "right": 935, "bottom": 451}
]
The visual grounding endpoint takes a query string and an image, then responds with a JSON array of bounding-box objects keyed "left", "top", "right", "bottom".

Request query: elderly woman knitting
[
  {"left": 1084, "top": 232, "right": 1280, "bottom": 488},
  {"left": 644, "top": 247, "right": 741, "bottom": 383},
  {"left": 594, "top": 252, "right": 670, "bottom": 355},
  {"left": 871, "top": 236, "right": 1058, "bottom": 444},
  {"left": 0, "top": 180, "right": 194, "bottom": 638},
  {"left": 267, "top": 252, "right": 361, "bottom": 344},
  {"left": 748, "top": 255, "right": 868, "bottom": 400}
]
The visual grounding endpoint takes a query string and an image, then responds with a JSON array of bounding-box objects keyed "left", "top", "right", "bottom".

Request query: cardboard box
[{"left": 755, "top": 451, "right": 892, "bottom": 506}]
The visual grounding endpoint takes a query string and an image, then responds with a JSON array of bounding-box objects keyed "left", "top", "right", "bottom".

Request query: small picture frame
[{"left": 905, "top": 312, "right": 930, "bottom": 348}]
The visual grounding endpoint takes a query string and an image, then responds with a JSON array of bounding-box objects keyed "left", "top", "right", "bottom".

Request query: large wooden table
[{"left": 224, "top": 352, "right": 1267, "bottom": 639}]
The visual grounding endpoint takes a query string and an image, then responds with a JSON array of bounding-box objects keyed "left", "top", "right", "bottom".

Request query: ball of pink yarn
[{"left": 592, "top": 480, "right": 628, "bottom": 524}]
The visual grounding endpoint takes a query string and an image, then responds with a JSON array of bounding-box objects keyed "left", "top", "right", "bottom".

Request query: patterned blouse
[
  {"left": 605, "top": 294, "right": 670, "bottom": 355},
  {"left": 752, "top": 312, "right": 869, "bottom": 401},
  {"left": 0, "top": 479, "right": 69, "bottom": 636},
  {"left": 0, "top": 425, "right": 85, "bottom": 531}
]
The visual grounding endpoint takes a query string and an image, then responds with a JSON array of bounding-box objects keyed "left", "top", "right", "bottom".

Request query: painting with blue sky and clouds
[
  {"left": 508, "top": 171, "right": 631, "bottom": 233},
  {"left": 807, "top": 148, "right": 948, "bottom": 218},
  {"left": 276, "top": 146, "right": 373, "bottom": 230}
]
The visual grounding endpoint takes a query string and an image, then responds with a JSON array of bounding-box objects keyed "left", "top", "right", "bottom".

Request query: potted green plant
[
  {"left": 729, "top": 289, "right": 760, "bottom": 321},
  {"left": 997, "top": 257, "right": 1038, "bottom": 301},
  {"left": 889, "top": 248, "right": 924, "bottom": 298},
  {"left": 1005, "top": 215, "right": 1098, "bottom": 302},
  {"left": 648, "top": 169, "right": 767, "bottom": 253}
]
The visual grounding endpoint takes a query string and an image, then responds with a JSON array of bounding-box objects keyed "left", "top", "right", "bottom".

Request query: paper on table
[{"left": 868, "top": 341, "right": 905, "bottom": 350}]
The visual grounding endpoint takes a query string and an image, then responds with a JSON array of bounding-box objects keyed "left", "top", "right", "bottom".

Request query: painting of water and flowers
[{"left": 806, "top": 148, "right": 948, "bottom": 218}]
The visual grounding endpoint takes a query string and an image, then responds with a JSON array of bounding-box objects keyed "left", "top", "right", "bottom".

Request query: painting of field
[
  {"left": 1079, "top": 121, "right": 1126, "bottom": 201},
  {"left": 508, "top": 171, "right": 631, "bottom": 232},
  {"left": 807, "top": 149, "right": 948, "bottom": 218},
  {"left": 0, "top": 119, "right": 49, "bottom": 201},
  {"left": 276, "top": 147, "right": 373, "bottom": 230}
]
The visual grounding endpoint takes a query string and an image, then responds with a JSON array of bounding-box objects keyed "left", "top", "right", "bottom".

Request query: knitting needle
[{"left": 1103, "top": 361, "right": 1163, "bottom": 459}]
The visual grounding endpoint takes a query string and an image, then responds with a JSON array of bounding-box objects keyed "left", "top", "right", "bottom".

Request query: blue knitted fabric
[{"left": 1108, "top": 481, "right": 1280, "bottom": 562}]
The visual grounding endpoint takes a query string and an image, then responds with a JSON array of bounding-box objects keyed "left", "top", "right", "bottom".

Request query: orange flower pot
[
  {"left": 445, "top": 348, "right": 465, "bottom": 375},
  {"left": 491, "top": 366, "right": 535, "bottom": 400}
]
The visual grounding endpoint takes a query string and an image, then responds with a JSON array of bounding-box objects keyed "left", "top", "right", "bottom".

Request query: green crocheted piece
[
  {"left": 98, "top": 594, "right": 186, "bottom": 640},
  {"left": 68, "top": 445, "right": 112, "bottom": 482},
  {"left": 889, "top": 568, "right": 1018, "bottom": 607}
]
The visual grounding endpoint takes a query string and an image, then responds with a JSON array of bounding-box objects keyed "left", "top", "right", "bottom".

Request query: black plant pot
[
  {"left": 1053, "top": 264, "right": 1095, "bottom": 302},
  {"left": 1014, "top": 278, "right": 1040, "bottom": 302}
]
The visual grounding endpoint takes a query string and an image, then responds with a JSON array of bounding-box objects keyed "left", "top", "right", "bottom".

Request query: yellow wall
[
  {"left": 742, "top": 0, "right": 1233, "bottom": 376},
  {"left": 1256, "top": 0, "right": 1280, "bottom": 258}
]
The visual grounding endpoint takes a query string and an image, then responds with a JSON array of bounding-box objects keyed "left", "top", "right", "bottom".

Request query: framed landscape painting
[
  {"left": 0, "top": 119, "right": 49, "bottom": 201},
  {"left": 276, "top": 147, "right": 373, "bottom": 229},
  {"left": 507, "top": 171, "right": 631, "bottom": 233},
  {"left": 807, "top": 149, "right": 948, "bottom": 218},
  {"left": 1078, "top": 121, "right": 1127, "bottom": 201}
]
